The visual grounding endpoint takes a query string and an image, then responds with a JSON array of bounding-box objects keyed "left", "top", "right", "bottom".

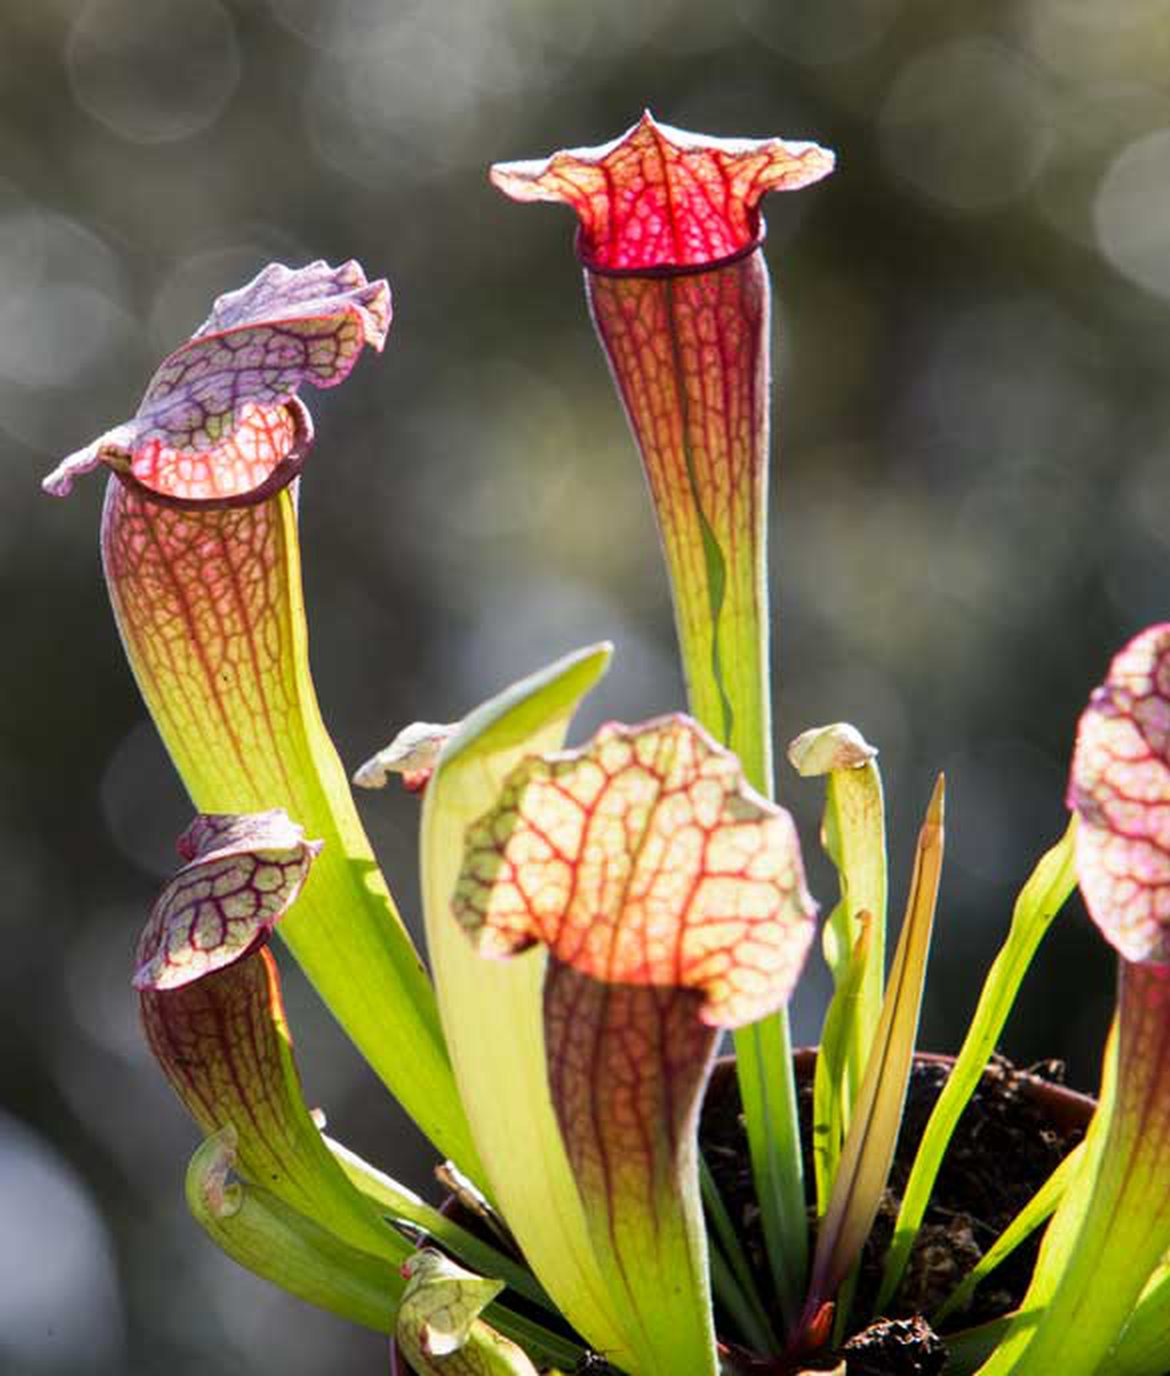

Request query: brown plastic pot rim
[{"left": 787, "top": 1047, "right": 1096, "bottom": 1135}]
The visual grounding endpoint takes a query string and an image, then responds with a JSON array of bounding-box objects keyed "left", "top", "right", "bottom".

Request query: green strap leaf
[
  {"left": 803, "top": 776, "right": 945, "bottom": 1333},
  {"left": 699, "top": 1155, "right": 780, "bottom": 1354},
  {"left": 970, "top": 1022, "right": 1117, "bottom": 1376},
  {"left": 187, "top": 1128, "right": 407, "bottom": 1333},
  {"left": 326, "top": 1136, "right": 554, "bottom": 1314},
  {"left": 706, "top": 1242, "right": 777, "bottom": 1357},
  {"left": 877, "top": 818, "right": 1078, "bottom": 1311},
  {"left": 812, "top": 912, "right": 874, "bottom": 1217},
  {"left": 734, "top": 1012, "right": 807, "bottom": 1332}
]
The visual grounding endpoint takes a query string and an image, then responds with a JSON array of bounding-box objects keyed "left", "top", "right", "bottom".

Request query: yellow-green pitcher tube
[{"left": 102, "top": 475, "right": 480, "bottom": 1174}]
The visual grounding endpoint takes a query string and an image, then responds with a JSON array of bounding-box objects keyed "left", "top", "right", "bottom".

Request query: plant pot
[{"left": 390, "top": 1051, "right": 1095, "bottom": 1376}]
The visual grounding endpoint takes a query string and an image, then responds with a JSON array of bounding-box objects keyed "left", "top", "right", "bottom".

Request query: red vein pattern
[
  {"left": 492, "top": 119, "right": 833, "bottom": 782},
  {"left": 101, "top": 476, "right": 462, "bottom": 1160},
  {"left": 43, "top": 259, "right": 389, "bottom": 503},
  {"left": 103, "top": 471, "right": 444, "bottom": 1005},
  {"left": 140, "top": 948, "right": 329, "bottom": 1221},
  {"left": 490, "top": 111, "right": 833, "bottom": 273},
  {"left": 1068, "top": 624, "right": 1170, "bottom": 964},
  {"left": 453, "top": 715, "right": 814, "bottom": 1347},
  {"left": 134, "top": 810, "right": 321, "bottom": 991},
  {"left": 545, "top": 966, "right": 713, "bottom": 1242},
  {"left": 101, "top": 480, "right": 305, "bottom": 806},
  {"left": 47, "top": 257, "right": 474, "bottom": 1165},
  {"left": 142, "top": 938, "right": 402, "bottom": 1266},
  {"left": 454, "top": 716, "right": 816, "bottom": 1028},
  {"left": 139, "top": 822, "right": 416, "bottom": 1269},
  {"left": 587, "top": 255, "right": 770, "bottom": 765}
]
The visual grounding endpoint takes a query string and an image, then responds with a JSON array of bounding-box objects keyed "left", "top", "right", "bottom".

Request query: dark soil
[{"left": 698, "top": 1053, "right": 1089, "bottom": 1375}]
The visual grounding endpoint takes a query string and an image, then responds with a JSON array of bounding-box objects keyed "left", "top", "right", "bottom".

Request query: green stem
[
  {"left": 877, "top": 820, "right": 1076, "bottom": 1312},
  {"left": 733, "top": 1014, "right": 807, "bottom": 1332},
  {"left": 708, "top": 1245, "right": 776, "bottom": 1356},
  {"left": 587, "top": 255, "right": 808, "bottom": 1335},
  {"left": 328, "top": 1136, "right": 556, "bottom": 1314},
  {"left": 700, "top": 1155, "right": 780, "bottom": 1353},
  {"left": 485, "top": 1308, "right": 584, "bottom": 1372}
]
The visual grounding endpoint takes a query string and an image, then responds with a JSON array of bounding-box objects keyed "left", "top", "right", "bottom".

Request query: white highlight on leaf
[
  {"left": 352, "top": 720, "right": 456, "bottom": 789},
  {"left": 788, "top": 722, "right": 878, "bottom": 777}
]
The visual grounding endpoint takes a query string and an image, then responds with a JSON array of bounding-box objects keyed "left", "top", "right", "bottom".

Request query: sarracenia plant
[{"left": 45, "top": 116, "right": 1170, "bottom": 1376}]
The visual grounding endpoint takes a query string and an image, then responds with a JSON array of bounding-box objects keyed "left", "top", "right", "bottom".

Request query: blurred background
[{"left": 1, "top": 0, "right": 1167, "bottom": 1370}]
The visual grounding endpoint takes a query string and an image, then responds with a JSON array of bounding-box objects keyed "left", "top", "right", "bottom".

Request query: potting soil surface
[{"left": 698, "top": 1054, "right": 1086, "bottom": 1376}]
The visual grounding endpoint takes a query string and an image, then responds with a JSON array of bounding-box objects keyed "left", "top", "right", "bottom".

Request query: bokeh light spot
[
  {"left": 66, "top": 0, "right": 241, "bottom": 145},
  {"left": 880, "top": 39, "right": 1053, "bottom": 211},
  {"left": 303, "top": 1, "right": 533, "bottom": 184},
  {"left": 0, "top": 283, "right": 131, "bottom": 389},
  {"left": 1024, "top": 0, "right": 1168, "bottom": 83},
  {"left": 1094, "top": 129, "right": 1170, "bottom": 301},
  {"left": 0, "top": 1113, "right": 126, "bottom": 1371},
  {"left": 737, "top": 0, "right": 900, "bottom": 66}
]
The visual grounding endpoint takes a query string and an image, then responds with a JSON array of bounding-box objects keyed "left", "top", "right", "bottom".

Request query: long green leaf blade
[
  {"left": 735, "top": 1013, "right": 808, "bottom": 1330},
  {"left": 970, "top": 1022, "right": 1117, "bottom": 1375},
  {"left": 327, "top": 1136, "right": 555, "bottom": 1313},
  {"left": 186, "top": 1128, "right": 407, "bottom": 1333},
  {"left": 877, "top": 817, "right": 1078, "bottom": 1311},
  {"left": 1099, "top": 1258, "right": 1170, "bottom": 1375},
  {"left": 700, "top": 1155, "right": 781, "bottom": 1354},
  {"left": 708, "top": 1242, "right": 776, "bottom": 1356},
  {"left": 802, "top": 776, "right": 945, "bottom": 1331},
  {"left": 812, "top": 913, "right": 874, "bottom": 1217}
]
